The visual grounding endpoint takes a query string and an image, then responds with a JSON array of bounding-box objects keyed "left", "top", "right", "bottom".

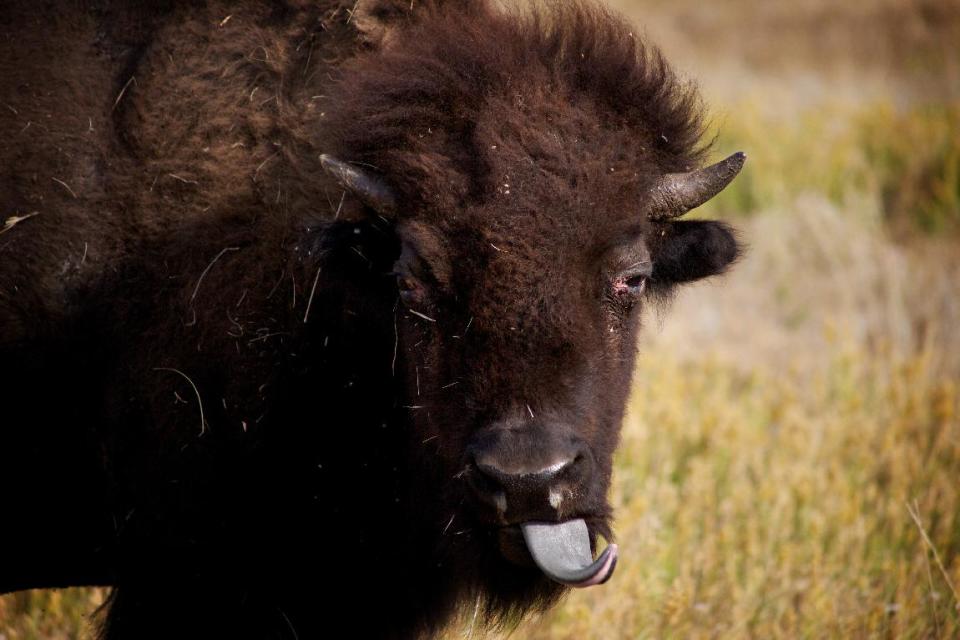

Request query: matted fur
[{"left": 0, "top": 1, "right": 738, "bottom": 638}]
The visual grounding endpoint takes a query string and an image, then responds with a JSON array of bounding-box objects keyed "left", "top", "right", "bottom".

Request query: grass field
[
  {"left": 2, "top": 0, "right": 959, "bottom": 638},
  {"left": 512, "top": 207, "right": 960, "bottom": 639}
]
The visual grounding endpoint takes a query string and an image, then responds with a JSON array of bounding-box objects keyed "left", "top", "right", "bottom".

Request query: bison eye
[
  {"left": 623, "top": 274, "right": 647, "bottom": 295},
  {"left": 612, "top": 275, "right": 645, "bottom": 297},
  {"left": 612, "top": 262, "right": 651, "bottom": 298}
]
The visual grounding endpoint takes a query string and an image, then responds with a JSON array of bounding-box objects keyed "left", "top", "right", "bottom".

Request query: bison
[{"left": 0, "top": 0, "right": 744, "bottom": 638}]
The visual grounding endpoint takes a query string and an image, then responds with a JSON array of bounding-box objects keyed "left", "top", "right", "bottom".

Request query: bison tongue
[{"left": 520, "top": 519, "right": 618, "bottom": 588}]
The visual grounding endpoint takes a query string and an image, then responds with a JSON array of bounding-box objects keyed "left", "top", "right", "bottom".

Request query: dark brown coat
[{"left": 0, "top": 1, "right": 740, "bottom": 638}]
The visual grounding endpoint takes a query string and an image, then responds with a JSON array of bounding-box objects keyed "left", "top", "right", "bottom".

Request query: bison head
[{"left": 314, "top": 0, "right": 742, "bottom": 613}]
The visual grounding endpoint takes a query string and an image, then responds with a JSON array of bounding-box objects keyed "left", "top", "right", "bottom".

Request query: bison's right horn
[
  {"left": 647, "top": 152, "right": 746, "bottom": 220},
  {"left": 320, "top": 154, "right": 398, "bottom": 217}
]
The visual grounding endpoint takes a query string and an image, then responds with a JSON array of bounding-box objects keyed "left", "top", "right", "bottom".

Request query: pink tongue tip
[
  {"left": 520, "top": 520, "right": 619, "bottom": 588},
  {"left": 570, "top": 543, "right": 618, "bottom": 588}
]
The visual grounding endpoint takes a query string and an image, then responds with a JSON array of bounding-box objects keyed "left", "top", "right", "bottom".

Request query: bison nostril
[
  {"left": 534, "top": 457, "right": 577, "bottom": 478},
  {"left": 474, "top": 455, "right": 576, "bottom": 487},
  {"left": 465, "top": 432, "right": 591, "bottom": 519},
  {"left": 469, "top": 454, "right": 582, "bottom": 514}
]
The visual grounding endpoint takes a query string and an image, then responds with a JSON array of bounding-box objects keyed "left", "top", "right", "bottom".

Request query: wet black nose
[{"left": 466, "top": 427, "right": 591, "bottom": 520}]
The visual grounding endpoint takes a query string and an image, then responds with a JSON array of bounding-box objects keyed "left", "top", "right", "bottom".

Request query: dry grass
[
  {"left": 520, "top": 341, "right": 960, "bottom": 638},
  {"left": 0, "top": 589, "right": 106, "bottom": 640},
  {"left": 605, "top": 0, "right": 960, "bottom": 105},
  {"left": 697, "top": 103, "right": 960, "bottom": 236}
]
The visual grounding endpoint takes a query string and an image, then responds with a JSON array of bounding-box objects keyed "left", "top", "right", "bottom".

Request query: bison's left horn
[
  {"left": 647, "top": 151, "right": 746, "bottom": 220},
  {"left": 320, "top": 154, "right": 398, "bottom": 217}
]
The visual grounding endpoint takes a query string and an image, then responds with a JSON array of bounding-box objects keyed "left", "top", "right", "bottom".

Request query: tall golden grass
[
  {"left": 0, "top": 590, "right": 106, "bottom": 640},
  {"left": 524, "top": 346, "right": 959, "bottom": 638},
  {"left": 701, "top": 103, "right": 960, "bottom": 234}
]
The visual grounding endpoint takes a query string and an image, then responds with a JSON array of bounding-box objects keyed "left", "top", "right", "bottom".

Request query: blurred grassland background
[{"left": 2, "top": 0, "right": 960, "bottom": 637}]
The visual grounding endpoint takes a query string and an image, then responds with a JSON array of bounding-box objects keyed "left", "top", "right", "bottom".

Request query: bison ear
[{"left": 649, "top": 220, "right": 740, "bottom": 285}]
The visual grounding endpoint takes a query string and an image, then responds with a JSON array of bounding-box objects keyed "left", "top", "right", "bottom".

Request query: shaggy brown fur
[{"left": 0, "top": 1, "right": 739, "bottom": 638}]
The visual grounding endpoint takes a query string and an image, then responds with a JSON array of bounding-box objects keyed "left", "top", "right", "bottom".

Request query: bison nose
[
  {"left": 466, "top": 437, "right": 591, "bottom": 520},
  {"left": 474, "top": 456, "right": 574, "bottom": 487}
]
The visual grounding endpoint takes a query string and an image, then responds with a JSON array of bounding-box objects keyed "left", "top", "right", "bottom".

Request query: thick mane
[{"left": 323, "top": 0, "right": 707, "bottom": 212}]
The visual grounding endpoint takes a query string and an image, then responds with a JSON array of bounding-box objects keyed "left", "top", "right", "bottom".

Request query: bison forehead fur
[{"left": 0, "top": 1, "right": 741, "bottom": 638}]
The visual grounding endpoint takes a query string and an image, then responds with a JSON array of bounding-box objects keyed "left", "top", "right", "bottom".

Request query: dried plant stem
[{"left": 907, "top": 500, "right": 960, "bottom": 612}]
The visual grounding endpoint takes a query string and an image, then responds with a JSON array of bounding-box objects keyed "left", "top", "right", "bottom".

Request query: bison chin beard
[
  {"left": 442, "top": 513, "right": 616, "bottom": 627},
  {"left": 461, "top": 532, "right": 570, "bottom": 624}
]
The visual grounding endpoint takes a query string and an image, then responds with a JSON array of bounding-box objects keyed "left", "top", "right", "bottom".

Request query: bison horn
[
  {"left": 319, "top": 154, "right": 398, "bottom": 217},
  {"left": 521, "top": 519, "right": 618, "bottom": 588},
  {"left": 647, "top": 151, "right": 746, "bottom": 220}
]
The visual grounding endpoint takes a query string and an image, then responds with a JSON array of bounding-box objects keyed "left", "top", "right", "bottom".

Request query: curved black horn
[
  {"left": 320, "top": 154, "right": 397, "bottom": 216},
  {"left": 647, "top": 152, "right": 746, "bottom": 220}
]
